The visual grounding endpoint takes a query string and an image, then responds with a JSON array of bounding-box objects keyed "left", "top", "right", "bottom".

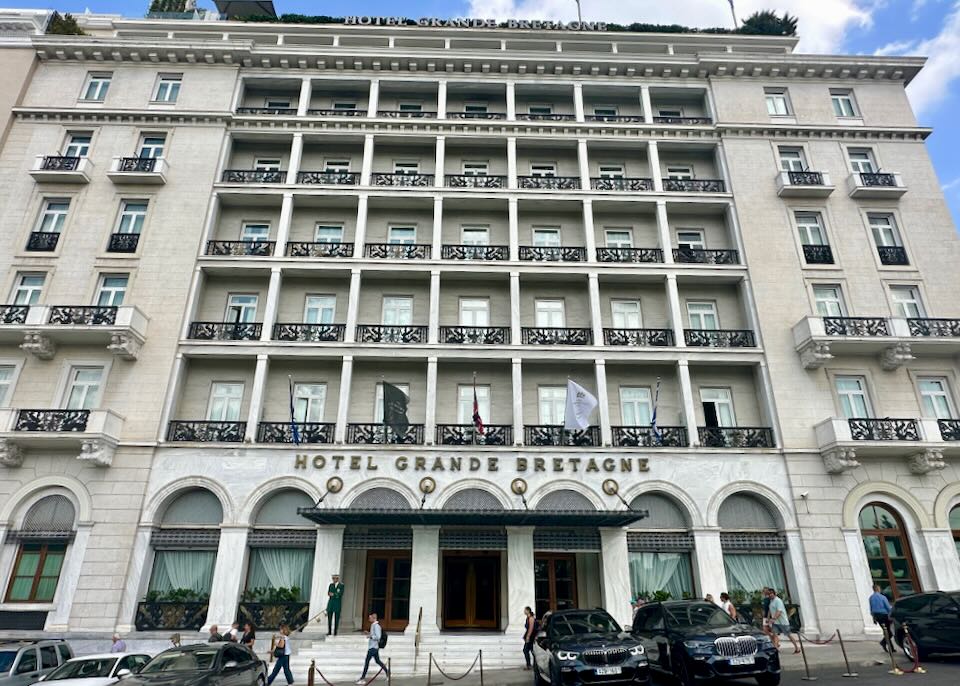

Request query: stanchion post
[
  {"left": 388, "top": 657, "right": 392, "bottom": 685},
  {"left": 798, "top": 634, "right": 817, "bottom": 681},
  {"left": 479, "top": 649, "right": 484, "bottom": 686},
  {"left": 836, "top": 630, "right": 858, "bottom": 678},
  {"left": 902, "top": 625, "right": 926, "bottom": 674},
  {"left": 307, "top": 660, "right": 315, "bottom": 686},
  {"left": 426, "top": 652, "right": 432, "bottom": 686},
  {"left": 885, "top": 623, "right": 903, "bottom": 675}
]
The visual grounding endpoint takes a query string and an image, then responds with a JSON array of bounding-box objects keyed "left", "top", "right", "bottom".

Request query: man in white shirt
[{"left": 356, "top": 613, "right": 389, "bottom": 684}]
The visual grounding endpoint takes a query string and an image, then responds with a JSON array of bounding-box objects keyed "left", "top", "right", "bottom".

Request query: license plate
[
  {"left": 595, "top": 666, "right": 623, "bottom": 676},
  {"left": 728, "top": 656, "right": 755, "bottom": 666}
]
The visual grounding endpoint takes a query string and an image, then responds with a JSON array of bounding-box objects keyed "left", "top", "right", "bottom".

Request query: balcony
[
  {"left": 188, "top": 322, "right": 262, "bottom": 341},
  {"left": 522, "top": 327, "right": 592, "bottom": 345},
  {"left": 847, "top": 172, "right": 907, "bottom": 199},
  {"left": 517, "top": 176, "right": 581, "bottom": 191},
  {"left": 653, "top": 116, "right": 713, "bottom": 125},
  {"left": 236, "top": 106, "right": 297, "bottom": 115},
  {"left": 372, "top": 172, "right": 434, "bottom": 187},
  {"left": 877, "top": 246, "right": 909, "bottom": 266},
  {"left": 286, "top": 242, "right": 354, "bottom": 258},
  {"left": 8, "top": 305, "right": 148, "bottom": 361},
  {"left": 939, "top": 419, "right": 960, "bottom": 442},
  {"left": 596, "top": 247, "right": 663, "bottom": 263},
  {"left": 134, "top": 601, "right": 208, "bottom": 632},
  {"left": 445, "top": 174, "right": 506, "bottom": 189},
  {"left": 612, "top": 426, "right": 688, "bottom": 447},
  {"left": 377, "top": 110, "right": 437, "bottom": 118},
  {"left": 273, "top": 323, "right": 346, "bottom": 342},
  {"left": 517, "top": 113, "right": 576, "bottom": 122},
  {"left": 775, "top": 171, "right": 834, "bottom": 198},
  {"left": 205, "top": 240, "right": 275, "bottom": 257},
  {"left": 684, "top": 329, "right": 756, "bottom": 348},
  {"left": 356, "top": 324, "right": 427, "bottom": 344},
  {"left": 258, "top": 422, "right": 335, "bottom": 444},
  {"left": 439, "top": 326, "right": 509, "bottom": 345},
  {"left": 603, "top": 328, "right": 674, "bottom": 347},
  {"left": 347, "top": 423, "right": 424, "bottom": 444},
  {"left": 296, "top": 171, "right": 360, "bottom": 186},
  {"left": 0, "top": 408, "right": 124, "bottom": 467},
  {"left": 590, "top": 177, "right": 654, "bottom": 192},
  {"left": 524, "top": 425, "right": 601, "bottom": 447},
  {"left": 673, "top": 248, "right": 740, "bottom": 265},
  {"left": 699, "top": 427, "right": 775, "bottom": 448},
  {"left": 29, "top": 155, "right": 91, "bottom": 183},
  {"left": 107, "top": 233, "right": 141, "bottom": 253},
  {"left": 167, "top": 420, "right": 246, "bottom": 442},
  {"left": 518, "top": 246, "right": 586, "bottom": 262},
  {"left": 221, "top": 170, "right": 286, "bottom": 183},
  {"left": 436, "top": 424, "right": 512, "bottom": 446},
  {"left": 446, "top": 111, "right": 506, "bottom": 120},
  {"left": 441, "top": 244, "right": 508, "bottom": 261},
  {"left": 801, "top": 244, "right": 834, "bottom": 265},
  {"left": 907, "top": 318, "right": 960, "bottom": 337},
  {"left": 26, "top": 232, "right": 60, "bottom": 252},
  {"left": 662, "top": 179, "right": 725, "bottom": 193},
  {"left": 307, "top": 108, "right": 365, "bottom": 117},
  {"left": 364, "top": 243, "right": 431, "bottom": 259},
  {"left": 586, "top": 114, "right": 644, "bottom": 123},
  {"left": 824, "top": 317, "right": 889, "bottom": 337},
  {"left": 0, "top": 305, "right": 29, "bottom": 325},
  {"left": 107, "top": 156, "right": 168, "bottom": 185},
  {"left": 815, "top": 417, "right": 950, "bottom": 475}
]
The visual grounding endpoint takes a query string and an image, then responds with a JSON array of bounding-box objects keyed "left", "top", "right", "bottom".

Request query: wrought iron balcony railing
[
  {"left": 307, "top": 108, "right": 365, "bottom": 117},
  {"left": 377, "top": 110, "right": 437, "bottom": 118},
  {"left": 436, "top": 424, "right": 513, "bottom": 446},
  {"left": 222, "top": 169, "right": 286, "bottom": 183},
  {"left": 848, "top": 418, "right": 920, "bottom": 441},
  {"left": 596, "top": 247, "right": 663, "bottom": 263},
  {"left": 823, "top": 317, "right": 889, "bottom": 337},
  {"left": 603, "top": 328, "right": 674, "bottom": 347},
  {"left": 802, "top": 244, "right": 834, "bottom": 264},
  {"left": 522, "top": 327, "right": 592, "bottom": 345},
  {"left": 517, "top": 113, "right": 577, "bottom": 121},
  {"left": 347, "top": 423, "right": 424, "bottom": 444},
  {"left": 663, "top": 178, "right": 726, "bottom": 193},
  {"left": 859, "top": 172, "right": 898, "bottom": 187},
  {"left": 787, "top": 171, "right": 825, "bottom": 186},
  {"left": 107, "top": 233, "right": 140, "bottom": 253},
  {"left": 273, "top": 323, "right": 346, "bottom": 342},
  {"left": 877, "top": 246, "right": 909, "bottom": 265},
  {"left": 41, "top": 156, "right": 81, "bottom": 171},
  {"left": 135, "top": 601, "right": 208, "bottom": 631},
  {"left": 525, "top": 425, "right": 601, "bottom": 446},
  {"left": 699, "top": 427, "right": 775, "bottom": 448},
  {"left": 48, "top": 306, "right": 118, "bottom": 326},
  {"left": 15, "top": 409, "right": 90, "bottom": 432},
  {"left": 258, "top": 422, "right": 335, "bottom": 444},
  {"left": 612, "top": 426, "right": 688, "bottom": 447},
  {"left": 26, "top": 232, "right": 60, "bottom": 251},
  {"left": 672, "top": 248, "right": 740, "bottom": 265},
  {"left": 518, "top": 246, "right": 586, "bottom": 262},
  {"left": 167, "top": 420, "right": 246, "bottom": 442},
  {"left": 590, "top": 177, "right": 654, "bottom": 191},
  {"left": 445, "top": 174, "right": 507, "bottom": 189},
  {"left": 236, "top": 106, "right": 297, "bottom": 115},
  {"left": 653, "top": 116, "right": 713, "bottom": 125},
  {"left": 205, "top": 240, "right": 275, "bottom": 257},
  {"left": 364, "top": 243, "right": 431, "bottom": 259},
  {"left": 0, "top": 305, "right": 29, "bottom": 324},
  {"left": 118, "top": 157, "right": 159, "bottom": 173},
  {"left": 372, "top": 172, "right": 434, "bottom": 187},
  {"left": 938, "top": 419, "right": 960, "bottom": 441},
  {"left": 297, "top": 171, "right": 361, "bottom": 185},
  {"left": 286, "top": 242, "right": 354, "bottom": 258},
  {"left": 441, "top": 244, "right": 508, "bottom": 261},
  {"left": 237, "top": 602, "right": 310, "bottom": 632},
  {"left": 585, "top": 114, "right": 644, "bottom": 123},
  {"left": 356, "top": 324, "right": 428, "bottom": 344},
  {"left": 517, "top": 176, "right": 581, "bottom": 190},
  {"left": 684, "top": 329, "right": 756, "bottom": 348},
  {"left": 907, "top": 318, "right": 960, "bottom": 337},
  {"left": 439, "top": 326, "right": 509, "bottom": 345},
  {"left": 188, "top": 322, "right": 262, "bottom": 341},
  {"left": 446, "top": 111, "right": 507, "bottom": 120}
]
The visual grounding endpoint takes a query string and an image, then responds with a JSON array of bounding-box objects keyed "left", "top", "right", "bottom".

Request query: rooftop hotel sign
[{"left": 344, "top": 16, "right": 610, "bottom": 31}]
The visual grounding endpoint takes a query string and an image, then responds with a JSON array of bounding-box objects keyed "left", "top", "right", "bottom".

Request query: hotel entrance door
[
  {"left": 535, "top": 554, "right": 578, "bottom": 619},
  {"left": 442, "top": 553, "right": 500, "bottom": 629},
  {"left": 362, "top": 551, "right": 411, "bottom": 631}
]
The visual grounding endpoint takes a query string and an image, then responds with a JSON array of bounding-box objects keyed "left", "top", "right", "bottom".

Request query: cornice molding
[
  {"left": 13, "top": 107, "right": 232, "bottom": 126},
  {"left": 717, "top": 123, "right": 931, "bottom": 142}
]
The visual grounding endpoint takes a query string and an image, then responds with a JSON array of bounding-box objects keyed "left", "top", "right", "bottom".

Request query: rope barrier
[
  {"left": 799, "top": 631, "right": 838, "bottom": 645},
  {"left": 307, "top": 659, "right": 384, "bottom": 686},
  {"left": 428, "top": 650, "right": 482, "bottom": 681},
  {"left": 894, "top": 626, "right": 926, "bottom": 675}
]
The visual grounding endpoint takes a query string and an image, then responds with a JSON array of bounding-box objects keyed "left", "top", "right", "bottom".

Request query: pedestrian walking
[
  {"left": 207, "top": 624, "right": 223, "bottom": 642},
  {"left": 720, "top": 592, "right": 738, "bottom": 621},
  {"left": 110, "top": 634, "right": 126, "bottom": 653},
  {"left": 765, "top": 588, "right": 800, "bottom": 653},
  {"left": 241, "top": 622, "right": 257, "bottom": 651},
  {"left": 327, "top": 573, "right": 345, "bottom": 636},
  {"left": 522, "top": 606, "right": 536, "bottom": 670},
  {"left": 355, "top": 612, "right": 389, "bottom": 684},
  {"left": 267, "top": 624, "right": 294, "bottom": 686},
  {"left": 868, "top": 584, "right": 896, "bottom": 653},
  {"left": 761, "top": 587, "right": 773, "bottom": 639}
]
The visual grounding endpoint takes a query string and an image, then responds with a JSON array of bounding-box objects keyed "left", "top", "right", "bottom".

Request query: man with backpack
[{"left": 355, "top": 612, "right": 389, "bottom": 684}]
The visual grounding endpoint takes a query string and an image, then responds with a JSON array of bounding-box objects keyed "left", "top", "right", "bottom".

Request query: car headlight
[
  {"left": 556, "top": 650, "right": 579, "bottom": 661},
  {"left": 757, "top": 635, "right": 774, "bottom": 649},
  {"left": 683, "top": 640, "right": 715, "bottom": 655},
  {"left": 629, "top": 645, "right": 645, "bottom": 656}
]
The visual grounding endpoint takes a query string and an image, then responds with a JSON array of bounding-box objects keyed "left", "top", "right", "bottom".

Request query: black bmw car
[
  {"left": 532, "top": 608, "right": 650, "bottom": 685},
  {"left": 632, "top": 601, "right": 780, "bottom": 686},
  {"left": 891, "top": 590, "right": 960, "bottom": 660},
  {"left": 123, "top": 643, "right": 266, "bottom": 686}
]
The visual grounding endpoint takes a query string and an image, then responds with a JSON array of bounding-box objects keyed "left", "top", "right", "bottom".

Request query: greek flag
[{"left": 651, "top": 376, "right": 662, "bottom": 444}]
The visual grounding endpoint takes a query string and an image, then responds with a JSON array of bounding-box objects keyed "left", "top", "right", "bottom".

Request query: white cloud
[
  {"left": 873, "top": 39, "right": 916, "bottom": 55},
  {"left": 943, "top": 176, "right": 960, "bottom": 193},
  {"left": 465, "top": 0, "right": 875, "bottom": 53}
]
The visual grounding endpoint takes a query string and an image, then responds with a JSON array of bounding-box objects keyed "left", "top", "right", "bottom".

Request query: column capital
[
  {"left": 505, "top": 525, "right": 535, "bottom": 535},
  {"left": 411, "top": 524, "right": 441, "bottom": 534}
]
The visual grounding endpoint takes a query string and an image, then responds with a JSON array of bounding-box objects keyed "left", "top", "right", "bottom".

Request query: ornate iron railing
[
  {"left": 273, "top": 323, "right": 346, "bottom": 342},
  {"left": 436, "top": 424, "right": 512, "bottom": 446},
  {"left": 167, "top": 420, "right": 246, "bottom": 442},
  {"left": 26, "top": 232, "right": 60, "bottom": 251},
  {"left": 938, "top": 419, "right": 960, "bottom": 441},
  {"left": 439, "top": 326, "right": 509, "bottom": 345},
  {"left": 222, "top": 169, "right": 286, "bottom": 183},
  {"left": 441, "top": 244, "right": 508, "bottom": 261},
  {"left": 257, "top": 422, "right": 335, "bottom": 444},
  {"left": 672, "top": 248, "right": 740, "bottom": 265},
  {"left": 286, "top": 242, "right": 354, "bottom": 258},
  {"left": 117, "top": 157, "right": 159, "bottom": 172},
  {"left": 684, "top": 329, "right": 756, "bottom": 347},
  {"left": 446, "top": 111, "right": 507, "bottom": 120},
  {"left": 590, "top": 177, "right": 655, "bottom": 191},
  {"left": 596, "top": 247, "right": 663, "bottom": 263},
  {"left": 524, "top": 425, "right": 601, "bottom": 446},
  {"left": 135, "top": 602, "right": 208, "bottom": 631},
  {"left": 15, "top": 409, "right": 89, "bottom": 432},
  {"left": 48, "top": 305, "right": 118, "bottom": 326},
  {"left": 518, "top": 246, "right": 586, "bottom": 262},
  {"left": 663, "top": 178, "right": 726, "bottom": 193},
  {"left": 802, "top": 244, "right": 834, "bottom": 264},
  {"left": 653, "top": 116, "right": 713, "bottom": 125},
  {"left": 107, "top": 232, "right": 140, "bottom": 253},
  {"left": 522, "top": 327, "right": 592, "bottom": 345},
  {"left": 859, "top": 172, "right": 898, "bottom": 187},
  {"left": 377, "top": 110, "right": 437, "bottom": 118},
  {"left": 517, "top": 176, "right": 581, "bottom": 190},
  {"left": 0, "top": 305, "right": 29, "bottom": 324},
  {"left": 41, "top": 156, "right": 80, "bottom": 171},
  {"left": 603, "top": 328, "right": 674, "bottom": 347},
  {"left": 823, "top": 317, "right": 890, "bottom": 337},
  {"left": 612, "top": 426, "right": 688, "bottom": 447},
  {"left": 372, "top": 172, "right": 434, "bottom": 187},
  {"left": 364, "top": 243, "right": 431, "bottom": 259},
  {"left": 296, "top": 171, "right": 360, "bottom": 185},
  {"left": 699, "top": 427, "right": 775, "bottom": 448},
  {"left": 356, "top": 324, "right": 428, "bottom": 344},
  {"left": 205, "top": 240, "right": 275, "bottom": 257},
  {"left": 585, "top": 114, "right": 644, "bottom": 123},
  {"left": 445, "top": 174, "right": 507, "bottom": 189},
  {"left": 236, "top": 106, "right": 297, "bottom": 115},
  {"left": 237, "top": 602, "right": 310, "bottom": 631},
  {"left": 907, "top": 318, "right": 960, "bottom": 337},
  {"left": 848, "top": 418, "right": 920, "bottom": 441},
  {"left": 517, "top": 113, "right": 577, "bottom": 121},
  {"left": 787, "top": 171, "right": 825, "bottom": 186},
  {"left": 307, "top": 108, "right": 365, "bottom": 117},
  {"left": 188, "top": 322, "right": 262, "bottom": 341},
  {"left": 877, "top": 246, "right": 909, "bottom": 265},
  {"left": 347, "top": 423, "right": 424, "bottom": 444}
]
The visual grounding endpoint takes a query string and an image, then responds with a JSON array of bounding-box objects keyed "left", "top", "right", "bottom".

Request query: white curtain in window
[
  {"left": 148, "top": 551, "right": 215, "bottom": 594},
  {"left": 246, "top": 548, "right": 313, "bottom": 599},
  {"left": 723, "top": 553, "right": 787, "bottom": 593},
  {"left": 629, "top": 552, "right": 693, "bottom": 599}
]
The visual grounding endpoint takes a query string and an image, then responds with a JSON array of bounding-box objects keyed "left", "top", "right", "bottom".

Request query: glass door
[
  {"left": 534, "top": 554, "right": 578, "bottom": 619},
  {"left": 363, "top": 551, "right": 411, "bottom": 632},
  {"left": 859, "top": 503, "right": 920, "bottom": 600},
  {"left": 442, "top": 553, "right": 500, "bottom": 629}
]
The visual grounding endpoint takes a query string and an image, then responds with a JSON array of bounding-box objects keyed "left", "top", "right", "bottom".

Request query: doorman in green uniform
[{"left": 327, "top": 573, "right": 345, "bottom": 635}]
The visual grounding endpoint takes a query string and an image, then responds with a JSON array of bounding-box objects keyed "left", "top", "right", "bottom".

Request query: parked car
[
  {"left": 891, "top": 590, "right": 960, "bottom": 660},
  {"left": 532, "top": 608, "right": 650, "bottom": 685},
  {"left": 0, "top": 641, "right": 73, "bottom": 686},
  {"left": 31, "top": 653, "right": 151, "bottom": 686},
  {"left": 632, "top": 600, "right": 780, "bottom": 686},
  {"left": 121, "top": 644, "right": 265, "bottom": 686}
]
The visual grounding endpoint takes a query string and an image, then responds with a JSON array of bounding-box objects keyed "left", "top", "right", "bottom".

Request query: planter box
[{"left": 237, "top": 602, "right": 310, "bottom": 631}]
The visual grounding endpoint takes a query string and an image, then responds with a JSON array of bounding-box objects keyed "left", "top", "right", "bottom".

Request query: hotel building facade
[{"left": 0, "top": 8, "right": 958, "bottom": 660}]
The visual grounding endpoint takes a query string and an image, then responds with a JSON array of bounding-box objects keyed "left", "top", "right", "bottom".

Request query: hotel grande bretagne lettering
[{"left": 294, "top": 453, "right": 648, "bottom": 473}]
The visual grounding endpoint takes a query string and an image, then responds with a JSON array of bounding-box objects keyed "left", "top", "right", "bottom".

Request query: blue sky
[{"left": 17, "top": 0, "right": 960, "bottom": 227}]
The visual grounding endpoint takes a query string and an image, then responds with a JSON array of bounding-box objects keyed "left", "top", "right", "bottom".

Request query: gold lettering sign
[{"left": 294, "top": 454, "right": 648, "bottom": 473}]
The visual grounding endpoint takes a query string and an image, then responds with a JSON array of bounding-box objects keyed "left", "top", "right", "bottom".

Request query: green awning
[{"left": 298, "top": 507, "right": 648, "bottom": 527}]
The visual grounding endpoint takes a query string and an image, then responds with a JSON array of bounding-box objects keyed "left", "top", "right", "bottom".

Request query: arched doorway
[
  {"left": 859, "top": 502, "right": 920, "bottom": 599},
  {"left": 950, "top": 505, "right": 960, "bottom": 560},
  {"left": 718, "top": 494, "right": 789, "bottom": 597},
  {"left": 627, "top": 493, "right": 695, "bottom": 601},
  {"left": 5, "top": 495, "right": 76, "bottom": 604}
]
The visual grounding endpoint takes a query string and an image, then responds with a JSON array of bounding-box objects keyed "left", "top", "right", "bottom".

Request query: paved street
[{"left": 778, "top": 658, "right": 960, "bottom": 685}]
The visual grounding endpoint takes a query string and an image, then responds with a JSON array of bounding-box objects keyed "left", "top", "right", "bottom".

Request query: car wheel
[
  {"left": 532, "top": 662, "right": 547, "bottom": 686},
  {"left": 257, "top": 676, "right": 266, "bottom": 686},
  {"left": 756, "top": 673, "right": 781, "bottom": 686},
  {"left": 901, "top": 635, "right": 925, "bottom": 662}
]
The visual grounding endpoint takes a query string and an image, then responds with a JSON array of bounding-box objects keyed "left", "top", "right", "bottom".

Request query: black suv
[
  {"left": 532, "top": 608, "right": 650, "bottom": 685},
  {"left": 123, "top": 643, "right": 266, "bottom": 686},
  {"left": 632, "top": 601, "right": 780, "bottom": 686},
  {"left": 891, "top": 590, "right": 960, "bottom": 660}
]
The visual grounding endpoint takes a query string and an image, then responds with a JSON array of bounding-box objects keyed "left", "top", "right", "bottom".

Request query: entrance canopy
[{"left": 298, "top": 506, "right": 647, "bottom": 527}]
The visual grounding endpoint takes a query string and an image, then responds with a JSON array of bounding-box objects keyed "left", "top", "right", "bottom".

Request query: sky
[{"left": 15, "top": 0, "right": 960, "bottom": 227}]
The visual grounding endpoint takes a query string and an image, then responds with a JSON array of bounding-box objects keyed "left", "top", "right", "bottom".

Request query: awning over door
[{"left": 298, "top": 506, "right": 647, "bottom": 527}]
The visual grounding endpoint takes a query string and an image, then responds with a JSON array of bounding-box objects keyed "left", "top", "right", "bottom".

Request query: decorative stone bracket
[
  {"left": 0, "top": 438, "right": 23, "bottom": 467},
  {"left": 880, "top": 343, "right": 915, "bottom": 371},
  {"left": 799, "top": 340, "right": 833, "bottom": 369},
  {"left": 907, "top": 448, "right": 946, "bottom": 475},
  {"left": 822, "top": 447, "right": 861, "bottom": 474},
  {"left": 20, "top": 331, "right": 55, "bottom": 359},
  {"left": 107, "top": 332, "right": 143, "bottom": 361},
  {"left": 77, "top": 438, "right": 116, "bottom": 467}
]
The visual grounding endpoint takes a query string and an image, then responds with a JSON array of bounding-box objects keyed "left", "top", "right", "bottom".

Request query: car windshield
[
  {"left": 664, "top": 603, "right": 737, "bottom": 630},
  {"left": 0, "top": 651, "right": 15, "bottom": 673},
  {"left": 141, "top": 650, "right": 219, "bottom": 673},
  {"left": 549, "top": 612, "right": 621, "bottom": 639},
  {"left": 46, "top": 658, "right": 117, "bottom": 680}
]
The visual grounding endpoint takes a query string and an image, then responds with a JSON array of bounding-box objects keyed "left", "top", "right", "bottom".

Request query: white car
[{"left": 30, "top": 654, "right": 151, "bottom": 686}]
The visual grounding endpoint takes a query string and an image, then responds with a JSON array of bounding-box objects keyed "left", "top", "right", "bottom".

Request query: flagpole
[{"left": 472, "top": 371, "right": 478, "bottom": 445}]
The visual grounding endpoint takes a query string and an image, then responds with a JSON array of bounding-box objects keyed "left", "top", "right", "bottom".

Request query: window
[
  {"left": 254, "top": 158, "right": 281, "bottom": 171},
  {"left": 700, "top": 387, "right": 735, "bottom": 427},
  {"left": 859, "top": 503, "right": 919, "bottom": 600},
  {"left": 593, "top": 106, "right": 618, "bottom": 117},
  {"left": 81, "top": 72, "right": 111, "bottom": 101},
  {"left": 605, "top": 229, "right": 633, "bottom": 248},
  {"left": 332, "top": 101, "right": 357, "bottom": 111},
  {"left": 39, "top": 646, "right": 57, "bottom": 669},
  {"left": 598, "top": 164, "right": 625, "bottom": 179},
  {"left": 666, "top": 166, "right": 693, "bottom": 180},
  {"left": 812, "top": 285, "right": 845, "bottom": 317},
  {"left": 530, "top": 163, "right": 557, "bottom": 177},
  {"left": 293, "top": 383, "right": 326, "bottom": 423},
  {"left": 538, "top": 386, "right": 566, "bottom": 424},
  {"left": 459, "top": 298, "right": 490, "bottom": 327},
  {"left": 620, "top": 387, "right": 652, "bottom": 425},
  {"left": 917, "top": 378, "right": 954, "bottom": 419},
  {"left": 324, "top": 159, "right": 350, "bottom": 173},
  {"left": 461, "top": 225, "right": 489, "bottom": 245},
  {"left": 464, "top": 102, "right": 488, "bottom": 114},
  {"left": 304, "top": 295, "right": 336, "bottom": 324},
  {"left": 795, "top": 212, "right": 828, "bottom": 246},
  {"left": 95, "top": 274, "right": 128, "bottom": 307},
  {"left": 535, "top": 299, "right": 565, "bottom": 328},
  {"left": 63, "top": 133, "right": 91, "bottom": 158},
  {"left": 836, "top": 376, "right": 872, "bottom": 418},
  {"left": 457, "top": 385, "right": 490, "bottom": 424},
  {"left": 315, "top": 224, "right": 343, "bottom": 243},
  {"left": 848, "top": 149, "right": 876, "bottom": 174},
  {"left": 528, "top": 104, "right": 553, "bottom": 115},
  {"left": 398, "top": 102, "right": 423, "bottom": 112},
  {"left": 374, "top": 382, "right": 409, "bottom": 422},
  {"left": 65, "top": 367, "right": 104, "bottom": 410},
  {"left": 676, "top": 230, "right": 705, "bottom": 250},
  {"left": 778, "top": 147, "right": 805, "bottom": 172},
  {"left": 153, "top": 74, "right": 182, "bottom": 103},
  {"left": 890, "top": 286, "right": 925, "bottom": 319},
  {"left": 0, "top": 366, "right": 15, "bottom": 405},
  {"left": 265, "top": 99, "right": 291, "bottom": 109},
  {"left": 657, "top": 107, "right": 682, "bottom": 118},
  {"left": 240, "top": 223, "right": 270, "bottom": 242},
  {"left": 116, "top": 201, "right": 148, "bottom": 234},
  {"left": 5, "top": 543, "right": 66, "bottom": 602},
  {"left": 532, "top": 227, "right": 561, "bottom": 247},
  {"left": 687, "top": 301, "right": 718, "bottom": 330},
  {"left": 393, "top": 160, "right": 420, "bottom": 174},
  {"left": 382, "top": 296, "right": 413, "bottom": 325},
  {"left": 37, "top": 199, "right": 70, "bottom": 234},
  {"left": 611, "top": 300, "right": 642, "bottom": 329},
  {"left": 831, "top": 89, "right": 859, "bottom": 118},
  {"left": 207, "top": 382, "right": 243, "bottom": 421},
  {"left": 388, "top": 226, "right": 417, "bottom": 244},
  {"left": 462, "top": 161, "right": 489, "bottom": 176},
  {"left": 764, "top": 88, "right": 791, "bottom": 116},
  {"left": 868, "top": 214, "right": 902, "bottom": 247},
  {"left": 15, "top": 649, "right": 38, "bottom": 672},
  {"left": 12, "top": 274, "right": 45, "bottom": 306},
  {"left": 225, "top": 294, "right": 258, "bottom": 323},
  {"left": 138, "top": 134, "right": 166, "bottom": 159}
]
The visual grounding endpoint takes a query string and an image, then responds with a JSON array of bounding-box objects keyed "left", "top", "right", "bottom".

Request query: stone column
[
  {"left": 594, "top": 360, "right": 612, "bottom": 446},
  {"left": 275, "top": 192, "right": 294, "bottom": 257},
  {"left": 691, "top": 529, "right": 726, "bottom": 600},
  {"left": 509, "top": 272, "right": 521, "bottom": 345},
  {"left": 425, "top": 357, "right": 438, "bottom": 445},
  {"left": 655, "top": 200, "right": 673, "bottom": 264},
  {"left": 432, "top": 197, "right": 443, "bottom": 259},
  {"left": 841, "top": 527, "right": 880, "bottom": 633},
  {"left": 577, "top": 138, "right": 591, "bottom": 191},
  {"left": 677, "top": 361, "right": 699, "bottom": 447},
  {"left": 436, "top": 80, "right": 447, "bottom": 119},
  {"left": 599, "top": 527, "right": 632, "bottom": 628},
  {"left": 200, "top": 192, "right": 221, "bottom": 248},
  {"left": 434, "top": 136, "right": 445, "bottom": 189},
  {"left": 367, "top": 79, "right": 379, "bottom": 118},
  {"left": 297, "top": 77, "right": 312, "bottom": 116},
  {"left": 647, "top": 141, "right": 663, "bottom": 192},
  {"left": 640, "top": 85, "right": 653, "bottom": 124},
  {"left": 508, "top": 198, "right": 519, "bottom": 260},
  {"left": 47, "top": 523, "right": 91, "bottom": 631},
  {"left": 307, "top": 526, "right": 345, "bottom": 634},
  {"left": 158, "top": 353, "right": 187, "bottom": 441},
  {"left": 428, "top": 271, "right": 440, "bottom": 344},
  {"left": 360, "top": 135, "right": 375, "bottom": 186},
  {"left": 344, "top": 269, "right": 361, "bottom": 343},
  {"left": 335, "top": 356, "right": 353, "bottom": 444},
  {"left": 116, "top": 524, "right": 153, "bottom": 632},
  {"left": 206, "top": 526, "right": 249, "bottom": 630},
  {"left": 506, "top": 526, "right": 536, "bottom": 632},
  {"left": 783, "top": 530, "right": 820, "bottom": 634},
  {"left": 259, "top": 269, "right": 282, "bottom": 342},
  {"left": 666, "top": 274, "right": 685, "bottom": 346},
  {"left": 512, "top": 358, "right": 523, "bottom": 446},
  {"left": 588, "top": 273, "right": 603, "bottom": 347},
  {"left": 408, "top": 526, "right": 441, "bottom": 634},
  {"left": 288, "top": 133, "right": 304, "bottom": 182},
  {"left": 507, "top": 137, "right": 518, "bottom": 190},
  {"left": 505, "top": 81, "right": 516, "bottom": 120},
  {"left": 573, "top": 83, "right": 585, "bottom": 122},
  {"left": 582, "top": 198, "right": 597, "bottom": 262},
  {"left": 354, "top": 195, "right": 369, "bottom": 257},
  {"left": 920, "top": 528, "right": 960, "bottom": 590},
  {"left": 245, "top": 354, "right": 270, "bottom": 442}
]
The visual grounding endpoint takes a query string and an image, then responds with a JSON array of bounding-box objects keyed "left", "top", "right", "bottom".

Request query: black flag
[{"left": 382, "top": 382, "right": 410, "bottom": 435}]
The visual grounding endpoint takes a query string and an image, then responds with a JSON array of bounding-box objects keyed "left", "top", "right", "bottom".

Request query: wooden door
[
  {"left": 442, "top": 553, "right": 500, "bottom": 629},
  {"left": 535, "top": 554, "right": 578, "bottom": 619},
  {"left": 362, "top": 551, "right": 411, "bottom": 631}
]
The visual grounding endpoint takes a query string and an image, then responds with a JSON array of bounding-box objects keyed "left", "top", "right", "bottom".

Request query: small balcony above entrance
[
  {"left": 0, "top": 408, "right": 124, "bottom": 467},
  {"left": 815, "top": 417, "right": 955, "bottom": 475}
]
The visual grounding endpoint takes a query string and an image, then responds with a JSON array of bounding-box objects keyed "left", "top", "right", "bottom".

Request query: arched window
[
  {"left": 719, "top": 493, "right": 788, "bottom": 597},
  {"left": 627, "top": 493, "right": 694, "bottom": 601},
  {"left": 350, "top": 487, "right": 412, "bottom": 510},
  {"left": 951, "top": 505, "right": 960, "bottom": 560},
  {"left": 859, "top": 502, "right": 920, "bottom": 599},
  {"left": 444, "top": 488, "right": 503, "bottom": 511},
  {"left": 535, "top": 490, "right": 595, "bottom": 511},
  {"left": 5, "top": 495, "right": 77, "bottom": 603},
  {"left": 161, "top": 488, "right": 223, "bottom": 525},
  {"left": 246, "top": 490, "right": 315, "bottom": 604}
]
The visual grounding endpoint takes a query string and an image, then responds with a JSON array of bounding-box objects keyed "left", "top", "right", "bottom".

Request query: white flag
[{"left": 563, "top": 379, "right": 598, "bottom": 430}]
